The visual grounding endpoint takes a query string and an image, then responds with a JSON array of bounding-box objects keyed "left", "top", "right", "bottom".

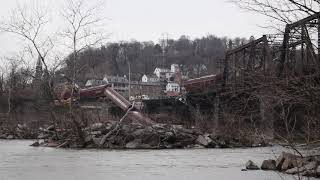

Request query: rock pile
[
  {"left": 34, "top": 122, "right": 266, "bottom": 149},
  {"left": 246, "top": 160, "right": 260, "bottom": 170},
  {"left": 245, "top": 152, "right": 320, "bottom": 178},
  {"left": 261, "top": 159, "right": 276, "bottom": 170},
  {"left": 0, "top": 124, "right": 38, "bottom": 140},
  {"left": 275, "top": 152, "right": 320, "bottom": 177}
]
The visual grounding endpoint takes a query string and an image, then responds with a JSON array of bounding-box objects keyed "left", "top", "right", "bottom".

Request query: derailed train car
[{"left": 183, "top": 74, "right": 224, "bottom": 94}]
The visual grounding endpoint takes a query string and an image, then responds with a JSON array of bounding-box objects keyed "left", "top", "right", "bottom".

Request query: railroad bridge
[{"left": 184, "top": 13, "right": 320, "bottom": 130}]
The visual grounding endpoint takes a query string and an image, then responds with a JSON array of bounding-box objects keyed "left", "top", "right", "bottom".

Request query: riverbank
[
  {"left": 0, "top": 121, "right": 270, "bottom": 149},
  {"left": 27, "top": 121, "right": 270, "bottom": 149},
  {"left": 0, "top": 124, "right": 38, "bottom": 140}
]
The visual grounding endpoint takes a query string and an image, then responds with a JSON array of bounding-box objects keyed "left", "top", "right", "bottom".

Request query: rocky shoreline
[
  {"left": 2, "top": 122, "right": 320, "bottom": 178},
  {"left": 245, "top": 152, "right": 320, "bottom": 178},
  {"left": 0, "top": 124, "right": 38, "bottom": 140},
  {"left": 15, "top": 121, "right": 269, "bottom": 149}
]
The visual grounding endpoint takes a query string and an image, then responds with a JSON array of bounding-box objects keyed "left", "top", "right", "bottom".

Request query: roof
[
  {"left": 167, "top": 82, "right": 180, "bottom": 86},
  {"left": 103, "top": 75, "right": 128, "bottom": 82},
  {"left": 154, "top": 68, "right": 171, "bottom": 72},
  {"left": 143, "top": 74, "right": 159, "bottom": 79},
  {"left": 85, "top": 79, "right": 107, "bottom": 87}
]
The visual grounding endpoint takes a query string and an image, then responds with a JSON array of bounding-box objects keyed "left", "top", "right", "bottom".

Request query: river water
[{"left": 0, "top": 140, "right": 314, "bottom": 180}]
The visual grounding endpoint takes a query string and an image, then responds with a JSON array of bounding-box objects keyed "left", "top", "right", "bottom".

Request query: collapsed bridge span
[{"left": 57, "top": 84, "right": 153, "bottom": 125}]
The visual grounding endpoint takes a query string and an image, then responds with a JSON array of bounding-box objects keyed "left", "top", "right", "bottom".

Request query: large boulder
[
  {"left": 196, "top": 135, "right": 209, "bottom": 147},
  {"left": 261, "top": 159, "right": 276, "bottom": 170},
  {"left": 246, "top": 160, "right": 260, "bottom": 170},
  {"left": 195, "top": 134, "right": 216, "bottom": 148},
  {"left": 6, "top": 135, "right": 14, "bottom": 139},
  {"left": 285, "top": 166, "right": 305, "bottom": 174},
  {"left": 84, "top": 135, "right": 93, "bottom": 143},
  {"left": 30, "top": 141, "right": 40, "bottom": 147},
  {"left": 122, "top": 123, "right": 144, "bottom": 135},
  {"left": 302, "top": 161, "right": 318, "bottom": 176},
  {"left": 121, "top": 124, "right": 135, "bottom": 134},
  {"left": 276, "top": 152, "right": 286, "bottom": 169},
  {"left": 132, "top": 129, "right": 146, "bottom": 137},
  {"left": 276, "top": 152, "right": 301, "bottom": 171},
  {"left": 126, "top": 139, "right": 142, "bottom": 149},
  {"left": 204, "top": 134, "right": 216, "bottom": 148},
  {"left": 141, "top": 132, "right": 160, "bottom": 148},
  {"left": 211, "top": 136, "right": 230, "bottom": 148},
  {"left": 0, "top": 134, "right": 7, "bottom": 139},
  {"left": 92, "top": 137, "right": 102, "bottom": 146},
  {"left": 286, "top": 161, "right": 318, "bottom": 176},
  {"left": 151, "top": 123, "right": 171, "bottom": 133},
  {"left": 163, "top": 131, "right": 176, "bottom": 144},
  {"left": 138, "top": 143, "right": 153, "bottom": 149},
  {"left": 281, "top": 158, "right": 294, "bottom": 170},
  {"left": 172, "top": 125, "right": 195, "bottom": 135}
]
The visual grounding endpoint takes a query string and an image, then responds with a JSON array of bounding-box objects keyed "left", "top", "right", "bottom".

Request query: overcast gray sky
[
  {"left": 0, "top": 0, "right": 270, "bottom": 59},
  {"left": 105, "top": 0, "right": 269, "bottom": 41}
]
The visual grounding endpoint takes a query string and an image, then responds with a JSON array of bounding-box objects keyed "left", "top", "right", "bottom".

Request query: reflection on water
[{"left": 0, "top": 140, "right": 311, "bottom": 180}]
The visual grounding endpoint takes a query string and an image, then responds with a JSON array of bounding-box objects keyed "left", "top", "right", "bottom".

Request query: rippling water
[{"left": 0, "top": 140, "right": 313, "bottom": 180}]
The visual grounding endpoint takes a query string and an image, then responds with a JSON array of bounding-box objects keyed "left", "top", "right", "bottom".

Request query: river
[{"left": 0, "top": 140, "right": 314, "bottom": 180}]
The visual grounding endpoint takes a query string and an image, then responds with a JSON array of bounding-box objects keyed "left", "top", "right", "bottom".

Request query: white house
[
  {"left": 171, "top": 64, "right": 180, "bottom": 73},
  {"left": 103, "top": 75, "right": 128, "bottom": 83},
  {"left": 166, "top": 82, "right": 180, "bottom": 93},
  {"left": 154, "top": 68, "right": 171, "bottom": 78},
  {"left": 141, "top": 75, "right": 160, "bottom": 83},
  {"left": 103, "top": 75, "right": 129, "bottom": 92}
]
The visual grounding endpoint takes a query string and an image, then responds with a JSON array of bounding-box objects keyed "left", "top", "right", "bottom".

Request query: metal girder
[
  {"left": 226, "top": 36, "right": 267, "bottom": 56},
  {"left": 289, "top": 13, "right": 320, "bottom": 29},
  {"left": 278, "top": 13, "right": 320, "bottom": 77},
  {"left": 224, "top": 35, "right": 271, "bottom": 84}
]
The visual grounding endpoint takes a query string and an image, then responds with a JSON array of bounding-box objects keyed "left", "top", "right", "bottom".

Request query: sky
[
  {"left": 105, "top": 0, "right": 269, "bottom": 41},
  {"left": 0, "top": 0, "right": 270, "bottom": 64}
]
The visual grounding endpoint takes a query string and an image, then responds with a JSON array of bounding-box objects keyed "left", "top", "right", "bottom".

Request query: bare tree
[
  {"left": 57, "top": 0, "right": 108, "bottom": 143},
  {"left": 231, "top": 0, "right": 320, "bottom": 29},
  {"left": 0, "top": 1, "right": 55, "bottom": 100},
  {"left": 0, "top": 64, "right": 5, "bottom": 95},
  {"left": 3, "top": 55, "right": 26, "bottom": 114},
  {"left": 60, "top": 0, "right": 107, "bottom": 108}
]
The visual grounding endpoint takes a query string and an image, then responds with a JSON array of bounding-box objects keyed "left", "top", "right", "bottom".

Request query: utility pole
[
  {"left": 160, "top": 33, "right": 169, "bottom": 99},
  {"left": 128, "top": 60, "right": 131, "bottom": 100},
  {"left": 120, "top": 42, "right": 131, "bottom": 100},
  {"left": 160, "top": 32, "right": 169, "bottom": 67}
]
